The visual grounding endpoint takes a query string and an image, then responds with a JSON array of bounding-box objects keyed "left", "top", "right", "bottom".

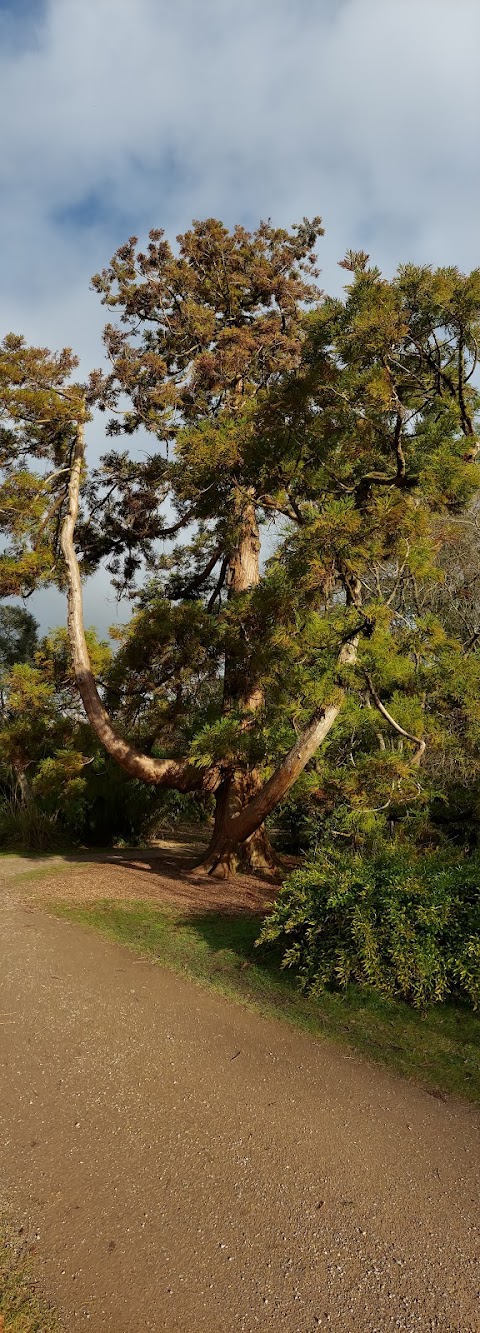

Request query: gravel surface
[{"left": 1, "top": 856, "right": 479, "bottom": 1332}]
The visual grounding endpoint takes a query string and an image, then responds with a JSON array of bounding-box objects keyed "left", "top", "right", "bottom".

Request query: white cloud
[{"left": 2, "top": 0, "right": 480, "bottom": 630}]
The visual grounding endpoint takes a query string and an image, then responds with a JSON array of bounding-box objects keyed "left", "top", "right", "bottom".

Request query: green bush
[
  {"left": 0, "top": 766, "right": 212, "bottom": 854},
  {"left": 0, "top": 797, "right": 62, "bottom": 852},
  {"left": 259, "top": 850, "right": 480, "bottom": 1009}
]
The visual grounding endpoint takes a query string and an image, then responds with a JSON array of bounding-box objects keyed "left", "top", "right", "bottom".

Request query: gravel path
[{"left": 1, "top": 867, "right": 479, "bottom": 1331}]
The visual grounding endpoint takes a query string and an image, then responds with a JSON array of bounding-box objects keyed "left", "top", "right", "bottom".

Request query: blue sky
[{"left": 2, "top": 0, "right": 480, "bottom": 634}]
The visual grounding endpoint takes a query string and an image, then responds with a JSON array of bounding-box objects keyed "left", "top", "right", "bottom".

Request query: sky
[{"left": 2, "top": 0, "right": 480, "bottom": 635}]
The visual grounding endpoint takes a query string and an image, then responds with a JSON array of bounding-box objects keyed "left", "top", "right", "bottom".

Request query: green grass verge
[
  {"left": 0, "top": 853, "right": 68, "bottom": 866},
  {"left": 9, "top": 865, "right": 67, "bottom": 883},
  {"left": 0, "top": 1220, "right": 62, "bottom": 1332},
  {"left": 49, "top": 899, "right": 480, "bottom": 1103}
]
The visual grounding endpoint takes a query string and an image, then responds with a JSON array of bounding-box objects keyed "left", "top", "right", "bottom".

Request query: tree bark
[
  {"left": 199, "top": 704, "right": 343, "bottom": 874},
  {"left": 198, "top": 630, "right": 360, "bottom": 875},
  {"left": 199, "top": 770, "right": 279, "bottom": 878},
  {"left": 197, "top": 490, "right": 278, "bottom": 874},
  {"left": 12, "top": 760, "right": 32, "bottom": 807},
  {"left": 222, "top": 490, "right": 263, "bottom": 714},
  {"left": 60, "top": 421, "right": 210, "bottom": 793}
]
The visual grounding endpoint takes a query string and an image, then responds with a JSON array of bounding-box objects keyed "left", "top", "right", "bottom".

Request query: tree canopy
[{"left": 2, "top": 219, "right": 480, "bottom": 874}]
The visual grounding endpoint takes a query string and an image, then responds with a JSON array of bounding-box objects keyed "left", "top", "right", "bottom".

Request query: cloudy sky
[{"left": 2, "top": 0, "right": 480, "bottom": 634}]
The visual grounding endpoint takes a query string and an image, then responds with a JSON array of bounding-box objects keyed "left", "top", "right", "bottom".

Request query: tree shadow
[
  {"left": 57, "top": 841, "right": 279, "bottom": 914},
  {"left": 62, "top": 837, "right": 206, "bottom": 877},
  {"left": 173, "top": 908, "right": 290, "bottom": 984}
]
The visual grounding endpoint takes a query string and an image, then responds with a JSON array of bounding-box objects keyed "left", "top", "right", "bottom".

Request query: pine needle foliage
[{"left": 3, "top": 224, "right": 480, "bottom": 869}]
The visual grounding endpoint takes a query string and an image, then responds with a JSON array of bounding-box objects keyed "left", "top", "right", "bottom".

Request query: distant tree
[
  {"left": 0, "top": 605, "right": 38, "bottom": 667},
  {"left": 1, "top": 224, "right": 480, "bottom": 874}
]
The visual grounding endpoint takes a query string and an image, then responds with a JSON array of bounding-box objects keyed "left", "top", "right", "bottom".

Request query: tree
[
  {"left": 0, "top": 605, "right": 39, "bottom": 668},
  {"left": 1, "top": 225, "right": 480, "bottom": 874},
  {"left": 0, "top": 620, "right": 114, "bottom": 847},
  {"left": 0, "top": 607, "right": 39, "bottom": 805}
]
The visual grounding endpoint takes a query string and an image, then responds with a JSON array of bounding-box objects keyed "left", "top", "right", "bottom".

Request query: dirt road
[{"left": 1, "top": 886, "right": 479, "bottom": 1331}]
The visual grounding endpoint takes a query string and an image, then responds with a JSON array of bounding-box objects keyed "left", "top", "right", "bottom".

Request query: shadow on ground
[{"left": 0, "top": 836, "right": 279, "bottom": 915}]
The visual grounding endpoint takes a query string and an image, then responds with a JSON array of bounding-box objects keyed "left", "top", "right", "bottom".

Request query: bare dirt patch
[{"left": 1, "top": 835, "right": 279, "bottom": 915}]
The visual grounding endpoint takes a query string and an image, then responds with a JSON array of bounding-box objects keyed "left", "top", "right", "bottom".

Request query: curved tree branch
[
  {"left": 365, "top": 672, "right": 425, "bottom": 767},
  {"left": 175, "top": 544, "right": 223, "bottom": 599},
  {"left": 60, "top": 418, "right": 213, "bottom": 792},
  {"left": 204, "top": 630, "right": 360, "bottom": 862}
]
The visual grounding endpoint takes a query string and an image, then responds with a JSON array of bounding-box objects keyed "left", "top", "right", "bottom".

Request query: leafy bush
[
  {"left": 0, "top": 764, "right": 212, "bottom": 854},
  {"left": 259, "top": 850, "right": 480, "bottom": 1009}
]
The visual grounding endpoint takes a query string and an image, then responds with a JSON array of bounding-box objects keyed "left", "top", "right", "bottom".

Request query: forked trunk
[
  {"left": 199, "top": 771, "right": 279, "bottom": 879},
  {"left": 62, "top": 423, "right": 360, "bottom": 880},
  {"left": 196, "top": 631, "right": 360, "bottom": 877}
]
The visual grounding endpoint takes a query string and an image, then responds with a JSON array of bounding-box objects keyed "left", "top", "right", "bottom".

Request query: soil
[
  {"left": 1, "top": 843, "right": 479, "bottom": 1332},
  {"left": 0, "top": 835, "right": 279, "bottom": 915}
]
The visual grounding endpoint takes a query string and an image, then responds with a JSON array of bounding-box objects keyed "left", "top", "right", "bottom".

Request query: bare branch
[
  {"left": 176, "top": 545, "right": 223, "bottom": 599},
  {"left": 364, "top": 672, "right": 425, "bottom": 766},
  {"left": 207, "top": 555, "right": 229, "bottom": 612},
  {"left": 258, "top": 494, "right": 299, "bottom": 523}
]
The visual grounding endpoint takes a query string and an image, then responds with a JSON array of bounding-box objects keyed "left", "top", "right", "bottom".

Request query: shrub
[
  {"left": 0, "top": 797, "right": 62, "bottom": 852},
  {"left": 259, "top": 849, "right": 480, "bottom": 1009}
]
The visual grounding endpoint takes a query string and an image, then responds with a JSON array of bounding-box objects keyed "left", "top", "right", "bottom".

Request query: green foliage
[
  {"left": 32, "top": 750, "right": 89, "bottom": 830},
  {"left": 0, "top": 333, "right": 83, "bottom": 596},
  {"left": 0, "top": 605, "right": 38, "bottom": 666},
  {"left": 0, "top": 628, "right": 105, "bottom": 848},
  {"left": 0, "top": 604, "right": 212, "bottom": 851},
  {"left": 79, "top": 755, "right": 209, "bottom": 846},
  {"left": 79, "top": 231, "right": 480, "bottom": 806},
  {"left": 36, "top": 625, "right": 112, "bottom": 688},
  {"left": 189, "top": 713, "right": 264, "bottom": 768},
  {"left": 260, "top": 850, "right": 480, "bottom": 1009},
  {"left": 3, "top": 225, "right": 480, "bottom": 866}
]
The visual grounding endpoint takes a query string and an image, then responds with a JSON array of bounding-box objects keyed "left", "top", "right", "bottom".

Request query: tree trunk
[
  {"left": 196, "top": 629, "right": 360, "bottom": 876},
  {"left": 199, "top": 770, "right": 278, "bottom": 878},
  {"left": 12, "top": 760, "right": 32, "bottom": 807},
  {"left": 199, "top": 776, "right": 243, "bottom": 878},
  {"left": 196, "top": 491, "right": 277, "bottom": 875},
  {"left": 222, "top": 490, "right": 263, "bottom": 714}
]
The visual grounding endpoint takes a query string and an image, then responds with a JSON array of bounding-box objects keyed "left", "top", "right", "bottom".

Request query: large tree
[{"left": 1, "top": 223, "right": 480, "bottom": 874}]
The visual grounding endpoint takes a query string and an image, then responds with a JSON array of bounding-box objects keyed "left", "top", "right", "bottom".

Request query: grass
[
  {"left": 50, "top": 898, "right": 480, "bottom": 1104},
  {"left": 8, "top": 864, "right": 66, "bottom": 883},
  {"left": 0, "top": 1219, "right": 62, "bottom": 1332},
  {"left": 0, "top": 848, "right": 77, "bottom": 857}
]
